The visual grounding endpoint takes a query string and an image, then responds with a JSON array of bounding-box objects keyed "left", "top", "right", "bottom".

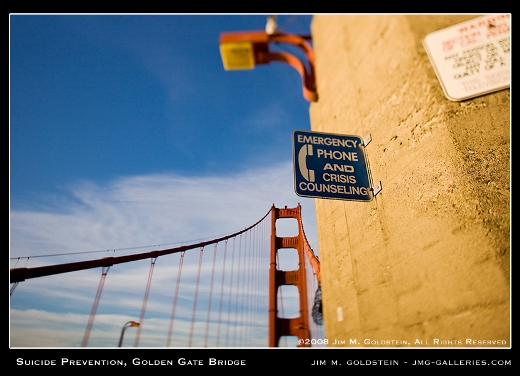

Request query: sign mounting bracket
[{"left": 372, "top": 181, "right": 383, "bottom": 197}]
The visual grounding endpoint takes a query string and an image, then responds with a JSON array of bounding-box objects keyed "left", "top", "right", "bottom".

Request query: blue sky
[{"left": 9, "top": 14, "right": 321, "bottom": 348}]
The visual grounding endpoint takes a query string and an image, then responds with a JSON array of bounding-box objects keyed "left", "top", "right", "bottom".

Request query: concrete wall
[{"left": 308, "top": 15, "right": 510, "bottom": 348}]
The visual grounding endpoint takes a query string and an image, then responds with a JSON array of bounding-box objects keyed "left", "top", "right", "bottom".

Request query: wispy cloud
[{"left": 11, "top": 161, "right": 317, "bottom": 260}]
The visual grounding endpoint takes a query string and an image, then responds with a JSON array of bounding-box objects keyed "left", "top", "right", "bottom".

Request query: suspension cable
[
  {"left": 225, "top": 236, "right": 237, "bottom": 347},
  {"left": 166, "top": 251, "right": 185, "bottom": 347},
  {"left": 81, "top": 265, "right": 110, "bottom": 347},
  {"left": 10, "top": 207, "right": 273, "bottom": 284},
  {"left": 204, "top": 243, "right": 219, "bottom": 347},
  {"left": 134, "top": 256, "right": 158, "bottom": 347},
  {"left": 215, "top": 239, "right": 229, "bottom": 347},
  {"left": 188, "top": 247, "right": 204, "bottom": 347}
]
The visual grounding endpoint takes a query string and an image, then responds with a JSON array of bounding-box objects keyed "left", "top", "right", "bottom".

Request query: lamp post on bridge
[{"left": 118, "top": 321, "right": 139, "bottom": 347}]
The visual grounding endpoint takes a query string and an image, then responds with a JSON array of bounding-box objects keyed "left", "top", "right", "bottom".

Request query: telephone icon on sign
[{"left": 298, "top": 144, "right": 315, "bottom": 182}]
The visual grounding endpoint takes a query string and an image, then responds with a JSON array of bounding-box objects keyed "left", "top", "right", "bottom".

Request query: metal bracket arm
[{"left": 219, "top": 30, "right": 318, "bottom": 102}]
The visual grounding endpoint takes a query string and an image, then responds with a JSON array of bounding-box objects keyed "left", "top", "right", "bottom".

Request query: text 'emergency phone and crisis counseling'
[{"left": 292, "top": 130, "right": 374, "bottom": 202}]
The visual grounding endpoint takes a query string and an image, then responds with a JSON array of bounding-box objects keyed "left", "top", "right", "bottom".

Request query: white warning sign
[{"left": 423, "top": 14, "right": 510, "bottom": 101}]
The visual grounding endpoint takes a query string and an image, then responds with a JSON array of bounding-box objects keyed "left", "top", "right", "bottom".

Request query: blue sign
[{"left": 293, "top": 130, "right": 373, "bottom": 201}]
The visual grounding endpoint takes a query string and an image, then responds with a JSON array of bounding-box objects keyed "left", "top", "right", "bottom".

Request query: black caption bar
[{"left": 11, "top": 348, "right": 512, "bottom": 368}]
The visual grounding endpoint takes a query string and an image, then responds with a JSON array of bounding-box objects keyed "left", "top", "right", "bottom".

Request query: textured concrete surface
[{"left": 308, "top": 15, "right": 510, "bottom": 348}]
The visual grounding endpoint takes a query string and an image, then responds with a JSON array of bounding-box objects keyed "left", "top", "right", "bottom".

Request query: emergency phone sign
[{"left": 293, "top": 130, "right": 373, "bottom": 201}]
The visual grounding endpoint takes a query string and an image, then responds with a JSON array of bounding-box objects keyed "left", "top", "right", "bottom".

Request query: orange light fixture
[{"left": 219, "top": 30, "right": 318, "bottom": 102}]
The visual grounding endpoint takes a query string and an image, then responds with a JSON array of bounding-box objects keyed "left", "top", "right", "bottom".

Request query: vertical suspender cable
[
  {"left": 237, "top": 230, "right": 249, "bottom": 346},
  {"left": 134, "top": 256, "right": 157, "bottom": 347},
  {"left": 81, "top": 265, "right": 110, "bottom": 347},
  {"left": 166, "top": 252, "right": 185, "bottom": 347},
  {"left": 231, "top": 234, "right": 243, "bottom": 346},
  {"left": 261, "top": 218, "right": 269, "bottom": 343},
  {"left": 242, "top": 229, "right": 252, "bottom": 345},
  {"left": 247, "top": 225, "right": 258, "bottom": 344},
  {"left": 246, "top": 226, "right": 258, "bottom": 346},
  {"left": 249, "top": 225, "right": 258, "bottom": 343},
  {"left": 188, "top": 247, "right": 204, "bottom": 347},
  {"left": 215, "top": 239, "right": 229, "bottom": 347},
  {"left": 204, "top": 243, "right": 219, "bottom": 347},
  {"left": 225, "top": 237, "right": 237, "bottom": 347},
  {"left": 255, "top": 219, "right": 263, "bottom": 343},
  {"left": 254, "top": 223, "right": 263, "bottom": 344}
]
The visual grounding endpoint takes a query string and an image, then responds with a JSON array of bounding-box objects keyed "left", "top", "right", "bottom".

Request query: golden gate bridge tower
[{"left": 269, "top": 204, "right": 321, "bottom": 347}]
